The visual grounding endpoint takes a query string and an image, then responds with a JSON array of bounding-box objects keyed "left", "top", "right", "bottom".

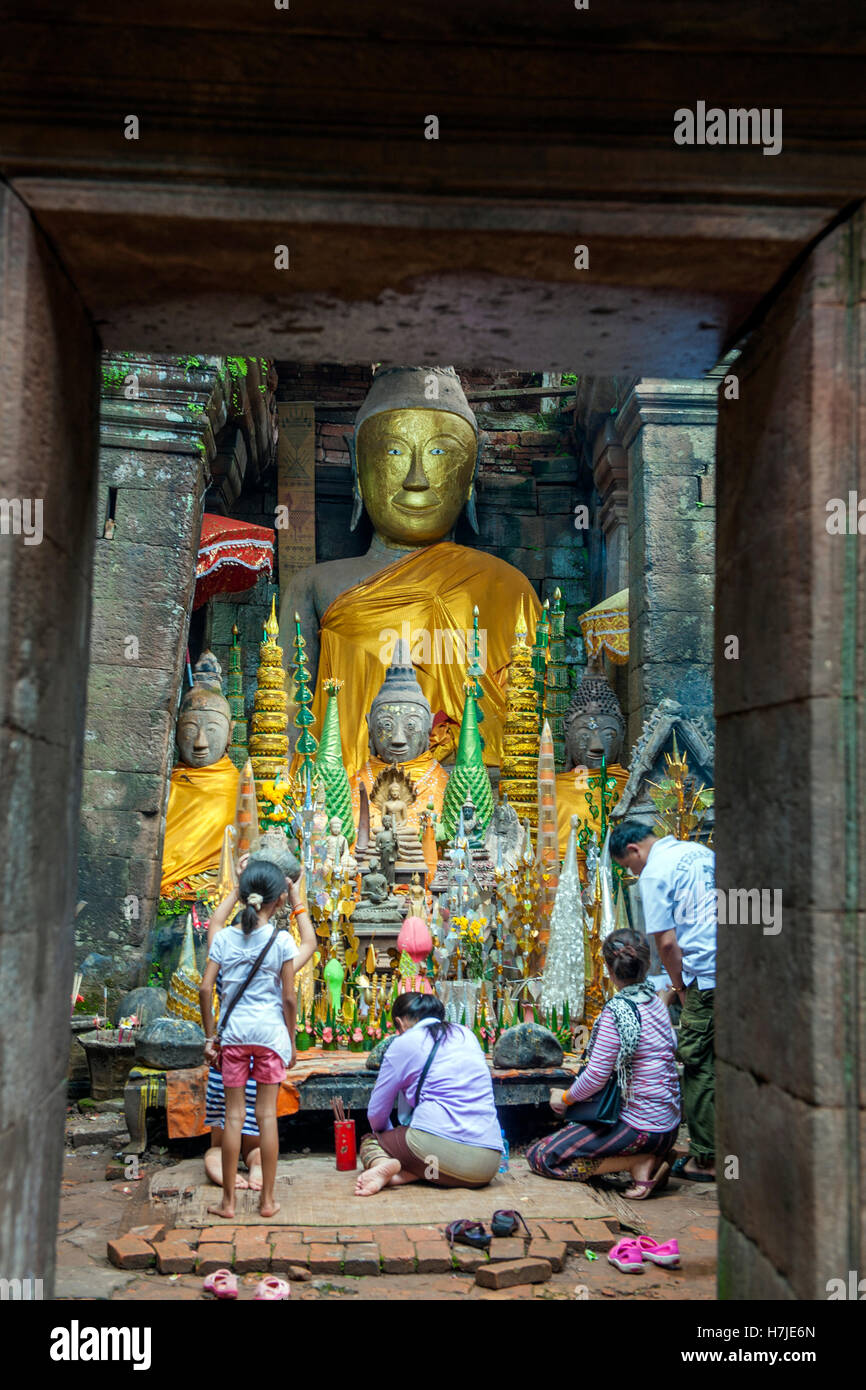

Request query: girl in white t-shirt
[{"left": 200, "top": 861, "right": 297, "bottom": 1219}]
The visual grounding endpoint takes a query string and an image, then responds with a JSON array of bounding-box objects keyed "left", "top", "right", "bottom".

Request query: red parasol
[{"left": 193, "top": 514, "right": 275, "bottom": 609}]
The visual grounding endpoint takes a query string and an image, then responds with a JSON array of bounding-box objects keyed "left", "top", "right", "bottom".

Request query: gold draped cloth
[
  {"left": 578, "top": 590, "right": 629, "bottom": 666},
  {"left": 160, "top": 756, "right": 240, "bottom": 897},
  {"left": 350, "top": 750, "right": 450, "bottom": 834},
  {"left": 315, "top": 543, "right": 542, "bottom": 775},
  {"left": 554, "top": 764, "right": 629, "bottom": 858}
]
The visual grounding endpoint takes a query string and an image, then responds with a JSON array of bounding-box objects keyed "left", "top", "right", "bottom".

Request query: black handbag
[{"left": 564, "top": 998, "right": 640, "bottom": 1126}]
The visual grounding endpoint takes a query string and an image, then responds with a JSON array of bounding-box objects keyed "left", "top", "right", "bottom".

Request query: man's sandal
[
  {"left": 671, "top": 1155, "right": 715, "bottom": 1183},
  {"left": 490, "top": 1209, "right": 531, "bottom": 1238},
  {"left": 445, "top": 1220, "right": 491, "bottom": 1250}
]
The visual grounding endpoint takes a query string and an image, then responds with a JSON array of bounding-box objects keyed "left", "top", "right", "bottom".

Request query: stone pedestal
[
  {"left": 715, "top": 207, "right": 866, "bottom": 1300},
  {"left": 619, "top": 378, "right": 717, "bottom": 749}
]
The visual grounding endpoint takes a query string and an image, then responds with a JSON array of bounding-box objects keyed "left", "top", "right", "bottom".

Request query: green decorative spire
[
  {"left": 441, "top": 683, "right": 494, "bottom": 839},
  {"left": 227, "top": 624, "right": 249, "bottom": 770},
  {"left": 532, "top": 598, "right": 550, "bottom": 736},
  {"left": 315, "top": 678, "right": 355, "bottom": 844},
  {"left": 292, "top": 611, "right": 318, "bottom": 791},
  {"left": 468, "top": 604, "right": 486, "bottom": 751},
  {"left": 545, "top": 588, "right": 570, "bottom": 770}
]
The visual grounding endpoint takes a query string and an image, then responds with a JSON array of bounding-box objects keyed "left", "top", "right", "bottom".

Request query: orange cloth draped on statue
[
  {"left": 160, "top": 756, "right": 240, "bottom": 896},
  {"left": 315, "top": 543, "right": 542, "bottom": 775},
  {"left": 554, "top": 765, "right": 629, "bottom": 856},
  {"left": 350, "top": 750, "right": 450, "bottom": 833}
]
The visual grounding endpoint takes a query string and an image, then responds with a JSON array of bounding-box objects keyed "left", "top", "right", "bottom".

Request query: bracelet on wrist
[{"left": 560, "top": 1090, "right": 572, "bottom": 1107}]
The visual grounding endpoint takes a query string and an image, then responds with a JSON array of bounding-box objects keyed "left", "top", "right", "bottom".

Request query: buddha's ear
[
  {"left": 345, "top": 433, "right": 364, "bottom": 532},
  {"left": 464, "top": 443, "right": 481, "bottom": 534}
]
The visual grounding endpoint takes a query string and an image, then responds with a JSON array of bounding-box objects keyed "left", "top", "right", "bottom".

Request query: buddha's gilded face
[
  {"left": 368, "top": 701, "right": 431, "bottom": 762},
  {"left": 356, "top": 408, "right": 477, "bottom": 545},
  {"left": 566, "top": 711, "right": 624, "bottom": 770},
  {"left": 176, "top": 706, "right": 231, "bottom": 767}
]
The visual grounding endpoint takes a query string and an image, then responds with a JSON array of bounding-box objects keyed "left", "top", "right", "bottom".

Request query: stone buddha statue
[
  {"left": 554, "top": 669, "right": 629, "bottom": 855},
  {"left": 323, "top": 814, "right": 354, "bottom": 873},
  {"left": 280, "top": 365, "right": 541, "bottom": 774},
  {"left": 349, "top": 639, "right": 449, "bottom": 834},
  {"left": 160, "top": 651, "right": 241, "bottom": 898}
]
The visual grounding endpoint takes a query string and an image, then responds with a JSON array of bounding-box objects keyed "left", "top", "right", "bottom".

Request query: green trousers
[{"left": 676, "top": 983, "right": 715, "bottom": 1164}]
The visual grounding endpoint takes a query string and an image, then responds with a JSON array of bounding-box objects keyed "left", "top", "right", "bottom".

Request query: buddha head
[
  {"left": 367, "top": 639, "right": 432, "bottom": 762},
  {"left": 564, "top": 671, "right": 626, "bottom": 771},
  {"left": 175, "top": 651, "right": 232, "bottom": 767},
  {"left": 328, "top": 816, "right": 343, "bottom": 838},
  {"left": 349, "top": 366, "right": 480, "bottom": 546}
]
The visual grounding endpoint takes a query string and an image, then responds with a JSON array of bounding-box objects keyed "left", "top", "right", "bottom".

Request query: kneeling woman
[
  {"left": 527, "top": 929, "right": 680, "bottom": 1199},
  {"left": 356, "top": 993, "right": 503, "bottom": 1196}
]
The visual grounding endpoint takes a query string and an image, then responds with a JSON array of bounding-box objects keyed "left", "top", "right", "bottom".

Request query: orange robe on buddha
[
  {"left": 554, "top": 764, "right": 629, "bottom": 859},
  {"left": 313, "top": 542, "right": 542, "bottom": 777},
  {"left": 160, "top": 755, "right": 240, "bottom": 897}
]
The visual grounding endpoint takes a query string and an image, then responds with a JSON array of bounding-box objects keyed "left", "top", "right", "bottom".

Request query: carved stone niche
[{"left": 612, "top": 697, "right": 714, "bottom": 830}]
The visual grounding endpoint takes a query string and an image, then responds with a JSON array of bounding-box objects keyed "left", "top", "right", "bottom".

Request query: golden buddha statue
[
  {"left": 280, "top": 366, "right": 541, "bottom": 775},
  {"left": 160, "top": 651, "right": 241, "bottom": 898},
  {"left": 554, "top": 668, "right": 629, "bottom": 856}
]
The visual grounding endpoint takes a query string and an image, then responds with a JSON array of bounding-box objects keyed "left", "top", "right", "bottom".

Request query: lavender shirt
[{"left": 367, "top": 1020, "right": 503, "bottom": 1152}]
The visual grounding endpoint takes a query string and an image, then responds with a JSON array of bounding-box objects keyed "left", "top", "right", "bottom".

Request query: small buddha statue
[
  {"left": 484, "top": 792, "right": 525, "bottom": 869},
  {"left": 359, "top": 854, "right": 389, "bottom": 906},
  {"left": 375, "top": 813, "right": 398, "bottom": 887},
  {"left": 281, "top": 366, "right": 541, "bottom": 774},
  {"left": 160, "top": 651, "right": 241, "bottom": 898},
  {"left": 350, "top": 641, "right": 449, "bottom": 834},
  {"left": 323, "top": 814, "right": 354, "bottom": 873},
  {"left": 554, "top": 668, "right": 629, "bottom": 856}
]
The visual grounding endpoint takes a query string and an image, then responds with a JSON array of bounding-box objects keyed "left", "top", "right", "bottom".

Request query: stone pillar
[
  {"left": 0, "top": 186, "right": 100, "bottom": 1293},
  {"left": 75, "top": 355, "right": 230, "bottom": 988},
  {"left": 592, "top": 416, "right": 629, "bottom": 595},
  {"left": 619, "top": 378, "right": 717, "bottom": 749},
  {"left": 715, "top": 208, "right": 865, "bottom": 1300}
]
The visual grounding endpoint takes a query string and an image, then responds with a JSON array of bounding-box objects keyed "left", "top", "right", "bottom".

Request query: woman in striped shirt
[{"left": 527, "top": 928, "right": 680, "bottom": 1199}]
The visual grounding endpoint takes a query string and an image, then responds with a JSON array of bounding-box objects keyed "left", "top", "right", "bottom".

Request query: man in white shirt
[{"left": 610, "top": 820, "right": 717, "bottom": 1182}]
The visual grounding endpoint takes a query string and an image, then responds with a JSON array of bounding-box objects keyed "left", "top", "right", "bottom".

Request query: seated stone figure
[
  {"left": 280, "top": 365, "right": 541, "bottom": 774},
  {"left": 160, "top": 652, "right": 240, "bottom": 897},
  {"left": 323, "top": 814, "right": 355, "bottom": 873},
  {"left": 554, "top": 668, "right": 629, "bottom": 856},
  {"left": 350, "top": 640, "right": 449, "bottom": 834}
]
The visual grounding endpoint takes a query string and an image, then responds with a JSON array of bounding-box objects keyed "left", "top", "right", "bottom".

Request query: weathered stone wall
[
  {"left": 619, "top": 379, "right": 717, "bottom": 750},
  {"left": 715, "top": 209, "right": 865, "bottom": 1300},
  {"left": 0, "top": 186, "right": 100, "bottom": 1294}
]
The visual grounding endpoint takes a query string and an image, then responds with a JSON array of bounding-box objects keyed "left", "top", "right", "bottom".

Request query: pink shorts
[{"left": 220, "top": 1045, "right": 286, "bottom": 1087}]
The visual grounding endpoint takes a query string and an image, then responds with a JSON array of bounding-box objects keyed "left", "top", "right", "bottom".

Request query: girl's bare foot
[
  {"left": 259, "top": 1199, "right": 281, "bottom": 1218},
  {"left": 245, "top": 1148, "right": 263, "bottom": 1192},
  {"left": 207, "top": 1202, "right": 236, "bottom": 1219},
  {"left": 205, "top": 1147, "right": 248, "bottom": 1188},
  {"left": 355, "top": 1159, "right": 401, "bottom": 1196}
]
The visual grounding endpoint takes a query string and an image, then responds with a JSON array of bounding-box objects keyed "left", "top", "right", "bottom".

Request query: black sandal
[
  {"left": 490, "top": 1209, "right": 531, "bottom": 1238},
  {"left": 671, "top": 1155, "right": 715, "bottom": 1183},
  {"left": 445, "top": 1220, "right": 491, "bottom": 1250}
]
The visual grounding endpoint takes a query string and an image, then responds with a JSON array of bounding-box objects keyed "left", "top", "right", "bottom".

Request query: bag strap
[
  {"left": 410, "top": 1030, "right": 445, "bottom": 1112},
  {"left": 216, "top": 924, "right": 280, "bottom": 1040}
]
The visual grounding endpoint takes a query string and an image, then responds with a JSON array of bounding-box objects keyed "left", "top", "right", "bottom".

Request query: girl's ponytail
[{"left": 237, "top": 863, "right": 286, "bottom": 936}]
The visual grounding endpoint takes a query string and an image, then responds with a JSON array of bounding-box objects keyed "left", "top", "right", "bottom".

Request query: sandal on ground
[
  {"left": 445, "top": 1220, "right": 491, "bottom": 1250},
  {"left": 490, "top": 1209, "right": 531, "bottom": 1238},
  {"left": 254, "top": 1276, "right": 290, "bottom": 1300},
  {"left": 623, "top": 1160, "right": 671, "bottom": 1201},
  {"left": 608, "top": 1238, "right": 645, "bottom": 1273},
  {"left": 202, "top": 1268, "right": 238, "bottom": 1299},
  {"left": 671, "top": 1155, "right": 715, "bottom": 1182},
  {"left": 628, "top": 1235, "right": 681, "bottom": 1268}
]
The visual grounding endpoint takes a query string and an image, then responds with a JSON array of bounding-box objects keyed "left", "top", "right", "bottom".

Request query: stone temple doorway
[{"left": 0, "top": 5, "right": 863, "bottom": 1300}]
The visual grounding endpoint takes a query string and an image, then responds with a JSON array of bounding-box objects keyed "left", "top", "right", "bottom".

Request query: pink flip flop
[
  {"left": 608, "top": 1238, "right": 644, "bottom": 1273},
  {"left": 628, "top": 1235, "right": 681, "bottom": 1268},
  {"left": 255, "top": 1276, "right": 290, "bottom": 1300},
  {"left": 203, "top": 1268, "right": 238, "bottom": 1299}
]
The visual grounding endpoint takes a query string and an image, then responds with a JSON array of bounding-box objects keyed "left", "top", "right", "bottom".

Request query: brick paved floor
[{"left": 56, "top": 1123, "right": 719, "bottom": 1301}]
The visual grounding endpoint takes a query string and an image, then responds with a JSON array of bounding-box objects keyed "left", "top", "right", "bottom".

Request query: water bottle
[{"left": 499, "top": 1129, "right": 510, "bottom": 1173}]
